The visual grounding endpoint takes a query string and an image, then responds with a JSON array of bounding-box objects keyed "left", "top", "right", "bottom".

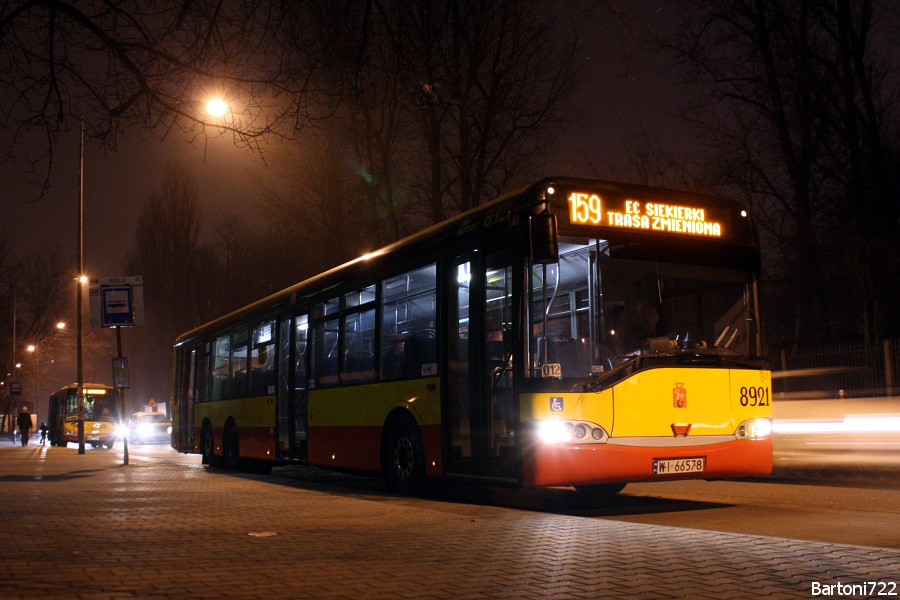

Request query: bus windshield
[
  {"left": 530, "top": 238, "right": 756, "bottom": 379},
  {"left": 64, "top": 390, "right": 121, "bottom": 422}
]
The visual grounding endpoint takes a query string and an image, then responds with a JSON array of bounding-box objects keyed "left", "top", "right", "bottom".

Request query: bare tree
[
  {"left": 125, "top": 160, "right": 208, "bottom": 403},
  {"left": 664, "top": 0, "right": 900, "bottom": 345},
  {"left": 0, "top": 0, "right": 326, "bottom": 196},
  {"left": 0, "top": 242, "right": 114, "bottom": 429},
  {"left": 375, "top": 0, "right": 582, "bottom": 222},
  {"left": 257, "top": 124, "right": 375, "bottom": 275}
]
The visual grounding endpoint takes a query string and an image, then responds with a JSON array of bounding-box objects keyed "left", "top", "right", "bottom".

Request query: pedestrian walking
[
  {"left": 39, "top": 421, "right": 49, "bottom": 445},
  {"left": 16, "top": 407, "right": 33, "bottom": 447}
]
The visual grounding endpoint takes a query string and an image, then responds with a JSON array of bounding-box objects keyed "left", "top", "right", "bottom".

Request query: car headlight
[
  {"left": 736, "top": 417, "right": 773, "bottom": 439},
  {"left": 137, "top": 423, "right": 153, "bottom": 438}
]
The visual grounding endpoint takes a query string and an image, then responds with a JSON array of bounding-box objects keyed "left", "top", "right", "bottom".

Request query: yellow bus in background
[
  {"left": 172, "top": 178, "right": 772, "bottom": 495},
  {"left": 47, "top": 384, "right": 122, "bottom": 449}
]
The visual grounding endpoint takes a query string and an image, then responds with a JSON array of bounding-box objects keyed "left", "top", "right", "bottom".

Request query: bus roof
[{"left": 175, "top": 177, "right": 758, "bottom": 347}]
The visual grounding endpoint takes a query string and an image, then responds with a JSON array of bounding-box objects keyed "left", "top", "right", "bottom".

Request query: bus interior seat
[
  {"left": 485, "top": 339, "right": 504, "bottom": 363},
  {"left": 403, "top": 335, "right": 436, "bottom": 378},
  {"left": 536, "top": 335, "right": 581, "bottom": 374},
  {"left": 345, "top": 351, "right": 374, "bottom": 374},
  {"left": 323, "top": 356, "right": 339, "bottom": 379}
]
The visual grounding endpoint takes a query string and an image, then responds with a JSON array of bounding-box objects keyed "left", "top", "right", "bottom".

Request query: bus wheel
[
  {"left": 200, "top": 423, "right": 216, "bottom": 466},
  {"left": 384, "top": 417, "right": 425, "bottom": 495},
  {"left": 223, "top": 423, "right": 240, "bottom": 471},
  {"left": 574, "top": 483, "right": 626, "bottom": 497}
]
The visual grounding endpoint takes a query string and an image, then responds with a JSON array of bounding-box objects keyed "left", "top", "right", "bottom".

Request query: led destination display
[{"left": 566, "top": 191, "right": 728, "bottom": 239}]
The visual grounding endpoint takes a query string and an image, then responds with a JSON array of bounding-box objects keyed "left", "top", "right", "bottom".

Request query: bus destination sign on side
[{"left": 566, "top": 192, "right": 726, "bottom": 238}]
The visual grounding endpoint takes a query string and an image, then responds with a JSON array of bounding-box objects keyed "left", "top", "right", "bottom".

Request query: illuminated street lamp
[
  {"left": 206, "top": 98, "right": 227, "bottom": 117},
  {"left": 26, "top": 344, "right": 37, "bottom": 411}
]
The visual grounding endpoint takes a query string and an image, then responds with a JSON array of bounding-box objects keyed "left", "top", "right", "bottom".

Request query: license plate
[{"left": 653, "top": 457, "right": 705, "bottom": 475}]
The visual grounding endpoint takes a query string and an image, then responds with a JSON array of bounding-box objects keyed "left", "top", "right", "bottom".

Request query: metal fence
[{"left": 771, "top": 338, "right": 900, "bottom": 398}]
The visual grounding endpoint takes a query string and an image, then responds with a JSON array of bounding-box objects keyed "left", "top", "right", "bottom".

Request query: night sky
[{"left": 1, "top": 4, "right": 682, "bottom": 279}]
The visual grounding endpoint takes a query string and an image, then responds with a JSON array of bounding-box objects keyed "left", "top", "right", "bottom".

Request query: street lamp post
[
  {"left": 77, "top": 111, "right": 86, "bottom": 455},
  {"left": 26, "top": 344, "right": 37, "bottom": 410},
  {"left": 7, "top": 287, "right": 17, "bottom": 440}
]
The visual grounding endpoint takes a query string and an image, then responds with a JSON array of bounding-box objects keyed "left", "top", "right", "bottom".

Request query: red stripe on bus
[
  {"left": 309, "top": 424, "right": 442, "bottom": 476},
  {"left": 522, "top": 437, "right": 773, "bottom": 488},
  {"left": 237, "top": 427, "right": 276, "bottom": 461}
]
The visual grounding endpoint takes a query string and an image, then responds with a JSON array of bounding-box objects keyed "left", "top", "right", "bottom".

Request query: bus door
[
  {"left": 445, "top": 250, "right": 519, "bottom": 480},
  {"left": 277, "top": 314, "right": 309, "bottom": 459},
  {"left": 176, "top": 347, "right": 196, "bottom": 449}
]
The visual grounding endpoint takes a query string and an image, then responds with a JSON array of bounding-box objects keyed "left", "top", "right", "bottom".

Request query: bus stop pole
[{"left": 116, "top": 326, "right": 128, "bottom": 466}]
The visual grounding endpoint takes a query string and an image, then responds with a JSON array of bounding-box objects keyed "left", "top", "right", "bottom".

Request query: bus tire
[
  {"left": 575, "top": 483, "right": 626, "bottom": 497},
  {"left": 200, "top": 422, "right": 217, "bottom": 466},
  {"left": 223, "top": 421, "right": 240, "bottom": 471},
  {"left": 384, "top": 417, "right": 426, "bottom": 495},
  {"left": 246, "top": 460, "right": 273, "bottom": 475}
]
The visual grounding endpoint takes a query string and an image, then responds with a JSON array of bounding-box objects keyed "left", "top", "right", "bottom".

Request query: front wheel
[
  {"left": 384, "top": 417, "right": 426, "bottom": 495},
  {"left": 574, "top": 482, "right": 627, "bottom": 497}
]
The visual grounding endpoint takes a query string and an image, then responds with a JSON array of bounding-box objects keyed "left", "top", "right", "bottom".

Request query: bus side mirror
[{"left": 530, "top": 213, "right": 559, "bottom": 265}]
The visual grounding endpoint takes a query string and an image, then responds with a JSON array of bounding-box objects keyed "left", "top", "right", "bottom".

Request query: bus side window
[
  {"left": 250, "top": 321, "right": 276, "bottom": 396},
  {"left": 231, "top": 329, "right": 249, "bottom": 399},
  {"left": 312, "top": 299, "right": 341, "bottom": 387},
  {"left": 195, "top": 343, "right": 210, "bottom": 404},
  {"left": 212, "top": 335, "right": 230, "bottom": 401},
  {"left": 380, "top": 264, "right": 436, "bottom": 380}
]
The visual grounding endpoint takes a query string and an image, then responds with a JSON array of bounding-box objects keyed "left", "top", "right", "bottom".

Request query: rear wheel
[
  {"left": 200, "top": 422, "right": 217, "bottom": 466},
  {"left": 574, "top": 483, "right": 627, "bottom": 497},
  {"left": 246, "top": 460, "right": 273, "bottom": 475},
  {"left": 384, "top": 417, "right": 426, "bottom": 495},
  {"left": 223, "top": 422, "right": 240, "bottom": 471}
]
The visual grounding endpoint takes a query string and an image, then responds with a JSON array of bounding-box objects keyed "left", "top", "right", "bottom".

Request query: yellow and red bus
[
  {"left": 47, "top": 384, "right": 122, "bottom": 448},
  {"left": 172, "top": 177, "right": 772, "bottom": 494}
]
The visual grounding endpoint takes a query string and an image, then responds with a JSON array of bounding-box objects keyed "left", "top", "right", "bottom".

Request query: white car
[{"left": 127, "top": 412, "right": 172, "bottom": 444}]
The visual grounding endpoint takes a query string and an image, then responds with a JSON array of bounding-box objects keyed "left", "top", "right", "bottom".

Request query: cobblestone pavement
[{"left": 1, "top": 444, "right": 899, "bottom": 599}]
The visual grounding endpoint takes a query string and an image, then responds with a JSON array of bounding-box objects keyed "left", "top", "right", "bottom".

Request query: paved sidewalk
[{"left": 1, "top": 445, "right": 899, "bottom": 599}]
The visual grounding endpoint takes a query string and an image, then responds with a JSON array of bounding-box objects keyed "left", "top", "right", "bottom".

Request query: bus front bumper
[{"left": 521, "top": 436, "right": 773, "bottom": 488}]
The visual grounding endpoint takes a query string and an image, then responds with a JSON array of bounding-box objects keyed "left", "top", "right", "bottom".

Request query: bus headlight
[
  {"left": 114, "top": 424, "right": 127, "bottom": 438},
  {"left": 529, "top": 420, "right": 608, "bottom": 444},
  {"left": 534, "top": 421, "right": 571, "bottom": 443},
  {"left": 736, "top": 418, "right": 772, "bottom": 439}
]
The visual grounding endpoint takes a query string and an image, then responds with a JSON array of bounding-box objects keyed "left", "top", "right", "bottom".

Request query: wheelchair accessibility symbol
[{"left": 550, "top": 397, "right": 564, "bottom": 412}]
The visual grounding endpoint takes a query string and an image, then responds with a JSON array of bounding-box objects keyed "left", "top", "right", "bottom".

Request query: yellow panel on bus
[
  {"left": 519, "top": 389, "right": 614, "bottom": 432},
  {"left": 194, "top": 396, "right": 274, "bottom": 430},
  {"left": 309, "top": 377, "right": 442, "bottom": 428},
  {"left": 612, "top": 367, "right": 771, "bottom": 437}
]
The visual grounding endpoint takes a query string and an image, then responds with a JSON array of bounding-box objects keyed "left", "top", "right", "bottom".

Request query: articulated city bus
[
  {"left": 172, "top": 177, "right": 772, "bottom": 494},
  {"left": 47, "top": 384, "right": 122, "bottom": 448}
]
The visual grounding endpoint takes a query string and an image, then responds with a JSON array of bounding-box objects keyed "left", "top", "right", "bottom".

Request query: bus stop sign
[{"left": 89, "top": 276, "right": 145, "bottom": 328}]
